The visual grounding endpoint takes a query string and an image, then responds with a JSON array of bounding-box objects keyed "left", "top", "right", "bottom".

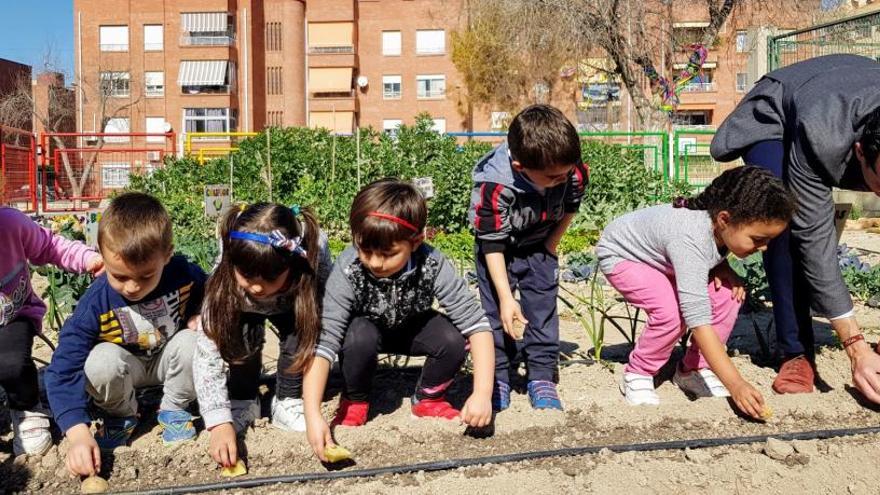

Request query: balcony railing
[
  {"left": 180, "top": 33, "right": 235, "bottom": 46},
  {"left": 99, "top": 44, "right": 129, "bottom": 52},
  {"left": 417, "top": 88, "right": 446, "bottom": 99},
  {"left": 182, "top": 85, "right": 232, "bottom": 95},
  {"left": 679, "top": 82, "right": 716, "bottom": 92},
  {"left": 311, "top": 90, "right": 356, "bottom": 99},
  {"left": 309, "top": 45, "right": 355, "bottom": 54}
]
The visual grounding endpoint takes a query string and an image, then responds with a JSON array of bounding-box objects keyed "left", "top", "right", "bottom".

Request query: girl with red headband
[{"left": 302, "top": 179, "right": 494, "bottom": 462}]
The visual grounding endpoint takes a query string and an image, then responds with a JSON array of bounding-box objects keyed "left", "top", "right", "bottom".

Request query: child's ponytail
[{"left": 288, "top": 206, "right": 321, "bottom": 374}]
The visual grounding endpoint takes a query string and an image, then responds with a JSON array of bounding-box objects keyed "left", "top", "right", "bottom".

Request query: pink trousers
[{"left": 605, "top": 260, "right": 742, "bottom": 376}]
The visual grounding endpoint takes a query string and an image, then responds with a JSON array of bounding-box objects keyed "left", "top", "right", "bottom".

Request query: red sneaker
[
  {"left": 330, "top": 399, "right": 369, "bottom": 427},
  {"left": 772, "top": 355, "right": 815, "bottom": 394},
  {"left": 411, "top": 397, "right": 460, "bottom": 420}
]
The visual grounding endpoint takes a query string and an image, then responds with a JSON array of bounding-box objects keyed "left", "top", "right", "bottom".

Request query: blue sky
[{"left": 0, "top": 1, "right": 74, "bottom": 77}]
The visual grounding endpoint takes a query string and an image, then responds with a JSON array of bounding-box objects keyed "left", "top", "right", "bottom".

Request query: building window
[
  {"left": 184, "top": 108, "right": 235, "bottom": 133},
  {"left": 145, "top": 71, "right": 164, "bottom": 97},
  {"left": 267, "top": 67, "right": 283, "bottom": 95},
  {"left": 180, "top": 12, "right": 235, "bottom": 46},
  {"left": 735, "top": 30, "right": 748, "bottom": 52},
  {"left": 672, "top": 110, "right": 711, "bottom": 127},
  {"left": 736, "top": 72, "right": 748, "bottom": 92},
  {"left": 179, "top": 60, "right": 235, "bottom": 94},
  {"left": 382, "top": 75, "right": 401, "bottom": 99},
  {"left": 100, "top": 26, "right": 129, "bottom": 52},
  {"left": 103, "top": 117, "right": 130, "bottom": 143},
  {"left": 382, "top": 31, "right": 401, "bottom": 56},
  {"left": 267, "top": 110, "right": 284, "bottom": 127},
  {"left": 383, "top": 119, "right": 403, "bottom": 136},
  {"left": 102, "top": 163, "right": 131, "bottom": 188},
  {"left": 144, "top": 25, "right": 163, "bottom": 51},
  {"left": 145, "top": 117, "right": 166, "bottom": 142},
  {"left": 416, "top": 74, "right": 445, "bottom": 99},
  {"left": 680, "top": 70, "right": 714, "bottom": 92},
  {"left": 266, "top": 22, "right": 282, "bottom": 52},
  {"left": 100, "top": 72, "right": 130, "bottom": 98},
  {"left": 431, "top": 118, "right": 446, "bottom": 134},
  {"left": 490, "top": 112, "right": 510, "bottom": 130},
  {"left": 416, "top": 30, "right": 445, "bottom": 55}
]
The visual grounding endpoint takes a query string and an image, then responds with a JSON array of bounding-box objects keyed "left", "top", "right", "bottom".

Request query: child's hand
[
  {"left": 86, "top": 253, "right": 105, "bottom": 277},
  {"left": 209, "top": 423, "right": 238, "bottom": 467},
  {"left": 499, "top": 298, "right": 528, "bottom": 340},
  {"left": 66, "top": 424, "right": 101, "bottom": 476},
  {"left": 460, "top": 393, "right": 492, "bottom": 428},
  {"left": 712, "top": 262, "right": 745, "bottom": 303},
  {"left": 729, "top": 380, "right": 765, "bottom": 420},
  {"left": 306, "top": 416, "right": 334, "bottom": 462}
]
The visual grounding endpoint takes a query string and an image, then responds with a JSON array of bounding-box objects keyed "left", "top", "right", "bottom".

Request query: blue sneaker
[
  {"left": 527, "top": 380, "right": 563, "bottom": 410},
  {"left": 157, "top": 409, "right": 196, "bottom": 444},
  {"left": 95, "top": 416, "right": 138, "bottom": 451},
  {"left": 492, "top": 381, "right": 511, "bottom": 411}
]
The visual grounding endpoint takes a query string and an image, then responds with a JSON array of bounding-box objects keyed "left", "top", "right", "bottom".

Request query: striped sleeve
[
  {"left": 564, "top": 161, "right": 590, "bottom": 213},
  {"left": 473, "top": 182, "right": 515, "bottom": 253}
]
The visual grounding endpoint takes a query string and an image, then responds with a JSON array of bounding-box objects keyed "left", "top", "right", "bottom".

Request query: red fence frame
[
  {"left": 40, "top": 132, "right": 175, "bottom": 212},
  {"left": 0, "top": 127, "right": 37, "bottom": 212}
]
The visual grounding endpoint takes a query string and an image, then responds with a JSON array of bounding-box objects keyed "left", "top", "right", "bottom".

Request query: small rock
[
  {"left": 410, "top": 435, "right": 426, "bottom": 444},
  {"left": 684, "top": 447, "right": 711, "bottom": 464},
  {"left": 786, "top": 453, "right": 810, "bottom": 466},
  {"left": 552, "top": 435, "right": 565, "bottom": 444},
  {"left": 574, "top": 431, "right": 585, "bottom": 441},
  {"left": 254, "top": 418, "right": 270, "bottom": 428},
  {"left": 792, "top": 439, "right": 819, "bottom": 457},
  {"left": 764, "top": 438, "right": 794, "bottom": 461},
  {"left": 41, "top": 450, "right": 58, "bottom": 469},
  {"left": 113, "top": 445, "right": 133, "bottom": 454},
  {"left": 562, "top": 466, "right": 579, "bottom": 477},
  {"left": 598, "top": 447, "right": 613, "bottom": 457},
  {"left": 13, "top": 454, "right": 28, "bottom": 466},
  {"left": 125, "top": 467, "right": 139, "bottom": 480}
]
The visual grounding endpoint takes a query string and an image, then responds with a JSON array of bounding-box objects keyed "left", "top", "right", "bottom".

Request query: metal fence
[
  {"left": 0, "top": 127, "right": 37, "bottom": 212},
  {"left": 769, "top": 10, "right": 880, "bottom": 70}
]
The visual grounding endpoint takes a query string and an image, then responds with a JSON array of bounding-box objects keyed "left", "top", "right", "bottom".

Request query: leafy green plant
[
  {"left": 558, "top": 228, "right": 599, "bottom": 257},
  {"left": 728, "top": 253, "right": 770, "bottom": 312}
]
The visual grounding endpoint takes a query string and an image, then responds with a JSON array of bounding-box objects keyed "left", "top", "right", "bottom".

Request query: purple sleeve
[{"left": 15, "top": 211, "right": 97, "bottom": 273}]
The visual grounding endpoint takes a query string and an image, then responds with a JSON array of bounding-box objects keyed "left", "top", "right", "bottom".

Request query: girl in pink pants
[{"left": 595, "top": 166, "right": 796, "bottom": 420}]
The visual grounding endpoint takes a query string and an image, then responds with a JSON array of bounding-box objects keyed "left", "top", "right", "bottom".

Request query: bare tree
[
  {"left": 0, "top": 60, "right": 142, "bottom": 203},
  {"left": 453, "top": 0, "right": 821, "bottom": 128}
]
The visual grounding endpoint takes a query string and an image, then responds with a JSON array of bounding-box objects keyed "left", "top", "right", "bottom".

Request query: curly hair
[{"left": 675, "top": 166, "right": 797, "bottom": 225}]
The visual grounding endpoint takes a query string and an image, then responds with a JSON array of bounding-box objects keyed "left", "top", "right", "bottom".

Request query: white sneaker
[
  {"left": 673, "top": 367, "right": 731, "bottom": 398},
  {"left": 230, "top": 399, "right": 261, "bottom": 434},
  {"left": 619, "top": 372, "right": 660, "bottom": 406},
  {"left": 271, "top": 397, "right": 306, "bottom": 432},
  {"left": 11, "top": 407, "right": 53, "bottom": 456}
]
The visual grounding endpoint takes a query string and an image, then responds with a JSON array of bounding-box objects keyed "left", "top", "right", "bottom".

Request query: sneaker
[
  {"left": 492, "top": 380, "right": 511, "bottom": 412},
  {"left": 230, "top": 399, "right": 261, "bottom": 434},
  {"left": 673, "top": 367, "right": 731, "bottom": 398},
  {"left": 772, "top": 355, "right": 815, "bottom": 394},
  {"left": 94, "top": 416, "right": 138, "bottom": 451},
  {"left": 330, "top": 399, "right": 369, "bottom": 427},
  {"left": 411, "top": 396, "right": 460, "bottom": 420},
  {"left": 10, "top": 408, "right": 52, "bottom": 456},
  {"left": 271, "top": 397, "right": 306, "bottom": 432},
  {"left": 527, "top": 380, "right": 563, "bottom": 410},
  {"left": 619, "top": 372, "right": 660, "bottom": 406},
  {"left": 157, "top": 409, "right": 196, "bottom": 444}
]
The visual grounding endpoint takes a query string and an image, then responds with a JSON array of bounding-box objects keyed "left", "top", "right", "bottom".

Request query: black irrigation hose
[{"left": 112, "top": 425, "right": 880, "bottom": 495}]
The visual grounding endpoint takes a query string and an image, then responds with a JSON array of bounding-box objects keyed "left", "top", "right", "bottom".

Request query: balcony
[
  {"left": 309, "top": 44, "right": 354, "bottom": 55},
  {"left": 180, "top": 33, "right": 235, "bottom": 47},
  {"left": 309, "top": 90, "right": 357, "bottom": 113},
  {"left": 182, "top": 85, "right": 232, "bottom": 95},
  {"left": 679, "top": 82, "right": 716, "bottom": 93}
]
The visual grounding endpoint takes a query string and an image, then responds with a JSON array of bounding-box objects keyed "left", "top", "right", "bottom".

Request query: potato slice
[
  {"left": 220, "top": 459, "right": 247, "bottom": 478},
  {"left": 760, "top": 406, "right": 773, "bottom": 420},
  {"left": 324, "top": 444, "right": 353, "bottom": 463},
  {"left": 81, "top": 475, "right": 109, "bottom": 494}
]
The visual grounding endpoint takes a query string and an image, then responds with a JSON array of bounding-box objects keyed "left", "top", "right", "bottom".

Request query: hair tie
[
  {"left": 229, "top": 230, "right": 308, "bottom": 258},
  {"left": 367, "top": 212, "right": 420, "bottom": 234},
  {"left": 290, "top": 204, "right": 301, "bottom": 216},
  {"left": 672, "top": 197, "right": 689, "bottom": 208}
]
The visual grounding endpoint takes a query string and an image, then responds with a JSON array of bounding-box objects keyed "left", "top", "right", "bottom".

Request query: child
[
  {"left": 303, "top": 179, "right": 494, "bottom": 462},
  {"left": 469, "top": 104, "right": 588, "bottom": 411},
  {"left": 45, "top": 192, "right": 206, "bottom": 476},
  {"left": 0, "top": 208, "right": 103, "bottom": 456},
  {"left": 595, "top": 166, "right": 796, "bottom": 419},
  {"left": 194, "top": 202, "right": 331, "bottom": 469}
]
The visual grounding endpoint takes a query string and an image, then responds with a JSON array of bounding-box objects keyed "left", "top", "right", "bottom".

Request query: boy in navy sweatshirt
[
  {"left": 46, "top": 193, "right": 206, "bottom": 476},
  {"left": 468, "top": 104, "right": 588, "bottom": 412}
]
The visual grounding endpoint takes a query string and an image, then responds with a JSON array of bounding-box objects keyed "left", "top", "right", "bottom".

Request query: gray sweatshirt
[
  {"left": 711, "top": 54, "right": 880, "bottom": 318},
  {"left": 194, "top": 232, "right": 332, "bottom": 429},
  {"left": 316, "top": 244, "right": 490, "bottom": 363},
  {"left": 596, "top": 204, "right": 726, "bottom": 329}
]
